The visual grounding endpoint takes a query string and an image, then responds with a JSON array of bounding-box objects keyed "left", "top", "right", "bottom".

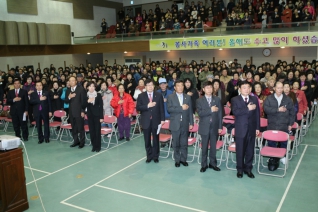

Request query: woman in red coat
[
  {"left": 292, "top": 81, "right": 308, "bottom": 115},
  {"left": 111, "top": 84, "right": 135, "bottom": 141}
]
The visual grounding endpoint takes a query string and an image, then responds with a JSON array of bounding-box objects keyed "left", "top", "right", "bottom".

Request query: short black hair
[
  {"left": 175, "top": 79, "right": 184, "bottom": 86},
  {"left": 86, "top": 81, "right": 96, "bottom": 89},
  {"left": 36, "top": 81, "right": 43, "bottom": 86},
  {"left": 238, "top": 80, "right": 251, "bottom": 88},
  {"left": 14, "top": 79, "right": 21, "bottom": 83},
  {"left": 144, "top": 79, "right": 154, "bottom": 86},
  {"left": 202, "top": 81, "right": 213, "bottom": 88}
]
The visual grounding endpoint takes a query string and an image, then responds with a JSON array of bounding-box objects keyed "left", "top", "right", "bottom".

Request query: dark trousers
[
  {"left": 70, "top": 116, "right": 85, "bottom": 145},
  {"left": 12, "top": 113, "right": 28, "bottom": 139},
  {"left": 28, "top": 104, "right": 34, "bottom": 124},
  {"left": 268, "top": 130, "right": 288, "bottom": 149},
  {"left": 117, "top": 114, "right": 131, "bottom": 138},
  {"left": 88, "top": 115, "right": 101, "bottom": 150},
  {"left": 172, "top": 125, "right": 188, "bottom": 162},
  {"left": 35, "top": 112, "right": 50, "bottom": 141},
  {"left": 200, "top": 128, "right": 218, "bottom": 167},
  {"left": 143, "top": 119, "right": 159, "bottom": 160},
  {"left": 236, "top": 132, "right": 255, "bottom": 172}
]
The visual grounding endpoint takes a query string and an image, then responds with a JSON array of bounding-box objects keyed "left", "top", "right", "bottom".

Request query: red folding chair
[
  {"left": 130, "top": 108, "right": 141, "bottom": 139},
  {"left": 288, "top": 122, "right": 300, "bottom": 160},
  {"left": 224, "top": 106, "right": 231, "bottom": 115},
  {"left": 101, "top": 115, "right": 118, "bottom": 149},
  {"left": 197, "top": 126, "right": 227, "bottom": 167},
  {"left": 172, "top": 123, "right": 199, "bottom": 163},
  {"left": 226, "top": 128, "right": 236, "bottom": 170},
  {"left": 158, "top": 120, "right": 172, "bottom": 158},
  {"left": 258, "top": 130, "right": 290, "bottom": 177},
  {"left": 50, "top": 110, "right": 67, "bottom": 140}
]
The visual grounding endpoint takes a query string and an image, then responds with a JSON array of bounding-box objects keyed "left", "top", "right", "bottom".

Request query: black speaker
[{"left": 71, "top": 32, "right": 74, "bottom": 37}]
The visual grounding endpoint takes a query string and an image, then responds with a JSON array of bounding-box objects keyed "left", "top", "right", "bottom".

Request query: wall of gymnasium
[
  {"left": 0, "top": 0, "right": 117, "bottom": 37},
  {"left": 103, "top": 47, "right": 318, "bottom": 66},
  {"left": 0, "top": 53, "right": 103, "bottom": 72}
]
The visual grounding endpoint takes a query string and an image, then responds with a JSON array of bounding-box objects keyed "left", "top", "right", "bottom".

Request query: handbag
[{"left": 268, "top": 157, "right": 280, "bottom": 171}]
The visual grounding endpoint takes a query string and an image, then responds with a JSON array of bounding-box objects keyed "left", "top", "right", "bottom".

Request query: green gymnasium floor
[{"left": 1, "top": 118, "right": 317, "bottom": 212}]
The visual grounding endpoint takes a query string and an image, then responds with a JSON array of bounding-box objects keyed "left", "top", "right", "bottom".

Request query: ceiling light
[{"left": 219, "top": 48, "right": 223, "bottom": 50}]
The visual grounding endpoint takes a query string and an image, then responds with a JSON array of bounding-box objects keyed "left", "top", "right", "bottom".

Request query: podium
[{"left": 0, "top": 148, "right": 29, "bottom": 212}]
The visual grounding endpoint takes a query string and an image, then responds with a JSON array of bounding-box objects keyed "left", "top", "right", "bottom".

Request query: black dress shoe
[
  {"left": 237, "top": 172, "right": 243, "bottom": 178},
  {"left": 23, "top": 138, "right": 28, "bottom": 141},
  {"left": 45, "top": 139, "right": 50, "bottom": 143},
  {"left": 126, "top": 137, "right": 130, "bottom": 141},
  {"left": 209, "top": 164, "right": 221, "bottom": 171},
  {"left": 200, "top": 166, "right": 208, "bottom": 172},
  {"left": 91, "top": 148, "right": 96, "bottom": 152},
  {"left": 70, "top": 143, "right": 80, "bottom": 147},
  {"left": 38, "top": 140, "right": 44, "bottom": 144},
  {"left": 96, "top": 149, "right": 100, "bottom": 152},
  {"left": 119, "top": 137, "right": 124, "bottom": 141},
  {"left": 78, "top": 145, "right": 84, "bottom": 149},
  {"left": 244, "top": 171, "right": 255, "bottom": 179},
  {"left": 154, "top": 159, "right": 159, "bottom": 163},
  {"left": 180, "top": 161, "right": 188, "bottom": 167},
  {"left": 146, "top": 159, "right": 152, "bottom": 163},
  {"left": 175, "top": 162, "right": 180, "bottom": 167}
]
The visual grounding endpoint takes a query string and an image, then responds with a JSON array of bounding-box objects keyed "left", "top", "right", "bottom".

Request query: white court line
[
  {"left": 276, "top": 145, "right": 308, "bottom": 212},
  {"left": 61, "top": 202, "right": 94, "bottom": 212},
  {"left": 26, "top": 141, "right": 128, "bottom": 185},
  {"left": 95, "top": 185, "right": 207, "bottom": 212},
  {"left": 24, "top": 166, "right": 51, "bottom": 174},
  {"left": 60, "top": 157, "right": 146, "bottom": 210},
  {"left": 300, "top": 144, "right": 318, "bottom": 147}
]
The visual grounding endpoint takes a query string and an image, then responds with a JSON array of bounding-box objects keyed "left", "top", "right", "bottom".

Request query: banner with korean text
[{"left": 149, "top": 32, "right": 318, "bottom": 51}]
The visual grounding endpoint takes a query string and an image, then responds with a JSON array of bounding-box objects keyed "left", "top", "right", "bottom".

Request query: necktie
[
  {"left": 15, "top": 89, "right": 18, "bottom": 97},
  {"left": 207, "top": 97, "right": 212, "bottom": 122},
  {"left": 178, "top": 95, "right": 183, "bottom": 106},
  {"left": 148, "top": 93, "right": 152, "bottom": 102},
  {"left": 148, "top": 94, "right": 152, "bottom": 119},
  {"left": 38, "top": 92, "right": 42, "bottom": 111},
  {"left": 245, "top": 97, "right": 248, "bottom": 103}
]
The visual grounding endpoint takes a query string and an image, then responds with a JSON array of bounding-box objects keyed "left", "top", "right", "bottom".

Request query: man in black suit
[
  {"left": 231, "top": 81, "right": 260, "bottom": 179},
  {"left": 137, "top": 79, "right": 165, "bottom": 163},
  {"left": 196, "top": 81, "right": 223, "bottom": 173},
  {"left": 167, "top": 79, "right": 194, "bottom": 167},
  {"left": 30, "top": 81, "right": 52, "bottom": 144},
  {"left": 6, "top": 79, "right": 29, "bottom": 141},
  {"left": 64, "top": 76, "right": 87, "bottom": 149},
  {"left": 271, "top": 8, "right": 281, "bottom": 28}
]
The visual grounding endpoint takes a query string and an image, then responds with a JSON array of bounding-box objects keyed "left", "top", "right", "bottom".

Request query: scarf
[
  {"left": 136, "top": 85, "right": 145, "bottom": 92},
  {"left": 232, "top": 79, "right": 238, "bottom": 86},
  {"left": 87, "top": 91, "right": 97, "bottom": 105}
]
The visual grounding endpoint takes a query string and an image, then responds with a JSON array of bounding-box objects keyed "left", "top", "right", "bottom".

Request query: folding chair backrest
[
  {"left": 291, "top": 122, "right": 298, "bottom": 129},
  {"left": 161, "top": 120, "right": 170, "bottom": 130},
  {"left": 224, "top": 106, "right": 231, "bottom": 115},
  {"left": 231, "top": 128, "right": 235, "bottom": 136},
  {"left": 297, "top": 113, "right": 303, "bottom": 121},
  {"left": 262, "top": 130, "right": 289, "bottom": 142},
  {"left": 132, "top": 108, "right": 138, "bottom": 116},
  {"left": 219, "top": 126, "right": 227, "bottom": 136},
  {"left": 104, "top": 115, "right": 117, "bottom": 124},
  {"left": 3, "top": 105, "right": 10, "bottom": 111},
  {"left": 54, "top": 110, "right": 66, "bottom": 118},
  {"left": 260, "top": 118, "right": 268, "bottom": 128},
  {"left": 189, "top": 123, "right": 199, "bottom": 133}
]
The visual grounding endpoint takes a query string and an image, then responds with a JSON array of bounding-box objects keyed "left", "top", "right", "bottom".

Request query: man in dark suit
[
  {"left": 64, "top": 76, "right": 87, "bottom": 149},
  {"left": 196, "top": 81, "right": 223, "bottom": 173},
  {"left": 6, "top": 79, "right": 29, "bottom": 141},
  {"left": 231, "top": 81, "right": 260, "bottom": 179},
  {"left": 167, "top": 79, "right": 194, "bottom": 167},
  {"left": 271, "top": 8, "right": 281, "bottom": 28},
  {"left": 30, "top": 81, "right": 52, "bottom": 144},
  {"left": 137, "top": 79, "right": 165, "bottom": 163}
]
